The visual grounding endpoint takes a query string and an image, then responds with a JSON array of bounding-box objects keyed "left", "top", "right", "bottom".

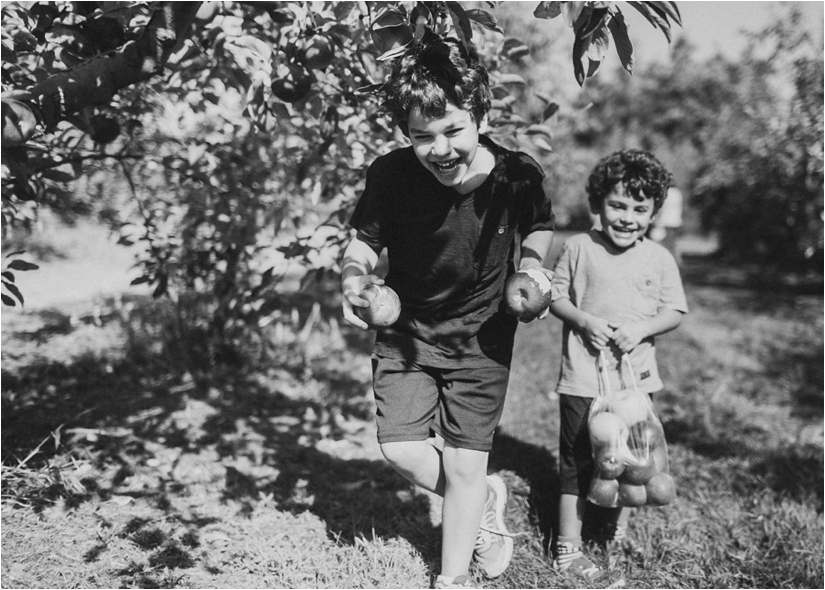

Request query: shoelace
[{"left": 475, "top": 524, "right": 521, "bottom": 550}]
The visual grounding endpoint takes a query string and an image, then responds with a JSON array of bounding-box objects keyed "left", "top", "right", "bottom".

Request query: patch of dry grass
[{"left": 2, "top": 256, "right": 823, "bottom": 589}]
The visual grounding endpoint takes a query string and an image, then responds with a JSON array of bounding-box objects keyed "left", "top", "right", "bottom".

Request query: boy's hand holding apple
[
  {"left": 504, "top": 266, "right": 554, "bottom": 322},
  {"left": 342, "top": 274, "right": 400, "bottom": 330}
]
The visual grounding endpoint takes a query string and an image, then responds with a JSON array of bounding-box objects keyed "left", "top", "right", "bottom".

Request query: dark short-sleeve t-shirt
[{"left": 349, "top": 135, "right": 554, "bottom": 368}]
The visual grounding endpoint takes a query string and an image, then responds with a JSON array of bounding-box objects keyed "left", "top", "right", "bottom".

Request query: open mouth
[{"left": 431, "top": 158, "right": 461, "bottom": 174}]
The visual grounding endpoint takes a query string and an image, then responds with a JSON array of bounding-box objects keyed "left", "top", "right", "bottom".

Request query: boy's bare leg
[
  {"left": 558, "top": 493, "right": 584, "bottom": 543},
  {"left": 380, "top": 440, "right": 446, "bottom": 495},
  {"left": 380, "top": 440, "right": 489, "bottom": 578},
  {"left": 441, "top": 444, "right": 488, "bottom": 578}
]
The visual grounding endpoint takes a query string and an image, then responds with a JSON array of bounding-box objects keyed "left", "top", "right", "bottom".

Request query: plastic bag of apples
[{"left": 587, "top": 352, "right": 676, "bottom": 509}]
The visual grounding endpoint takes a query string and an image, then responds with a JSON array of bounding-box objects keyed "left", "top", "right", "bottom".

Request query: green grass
[{"left": 2, "top": 253, "right": 823, "bottom": 589}]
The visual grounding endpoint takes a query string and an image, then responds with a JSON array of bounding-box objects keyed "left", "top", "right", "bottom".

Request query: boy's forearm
[
  {"left": 640, "top": 308, "right": 683, "bottom": 338},
  {"left": 518, "top": 230, "right": 554, "bottom": 271},
  {"left": 342, "top": 237, "right": 379, "bottom": 281},
  {"left": 549, "top": 298, "right": 590, "bottom": 331}
]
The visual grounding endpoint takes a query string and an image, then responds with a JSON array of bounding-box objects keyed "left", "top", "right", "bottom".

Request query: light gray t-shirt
[{"left": 551, "top": 230, "right": 688, "bottom": 397}]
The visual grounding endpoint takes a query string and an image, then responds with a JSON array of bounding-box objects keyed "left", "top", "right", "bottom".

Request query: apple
[
  {"left": 503, "top": 268, "right": 553, "bottom": 321},
  {"left": 628, "top": 420, "right": 662, "bottom": 453},
  {"left": 622, "top": 454, "right": 657, "bottom": 485},
  {"left": 595, "top": 447, "right": 626, "bottom": 480},
  {"left": 645, "top": 472, "right": 676, "bottom": 506},
  {"left": 271, "top": 67, "right": 313, "bottom": 103},
  {"left": 589, "top": 411, "right": 628, "bottom": 448},
  {"left": 354, "top": 284, "right": 401, "bottom": 328},
  {"left": 588, "top": 477, "right": 619, "bottom": 507},
  {"left": 297, "top": 35, "right": 334, "bottom": 70},
  {"left": 609, "top": 388, "right": 649, "bottom": 426},
  {"left": 617, "top": 482, "right": 647, "bottom": 507}
]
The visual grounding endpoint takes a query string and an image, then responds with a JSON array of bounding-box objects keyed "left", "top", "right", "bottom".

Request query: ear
[{"left": 477, "top": 114, "right": 488, "bottom": 134}]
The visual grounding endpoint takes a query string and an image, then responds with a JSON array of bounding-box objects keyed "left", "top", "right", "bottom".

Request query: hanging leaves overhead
[{"left": 534, "top": 1, "right": 682, "bottom": 85}]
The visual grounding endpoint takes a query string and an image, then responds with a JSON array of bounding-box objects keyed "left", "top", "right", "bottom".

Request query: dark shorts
[
  {"left": 371, "top": 355, "right": 510, "bottom": 452},
  {"left": 558, "top": 394, "right": 596, "bottom": 497}
]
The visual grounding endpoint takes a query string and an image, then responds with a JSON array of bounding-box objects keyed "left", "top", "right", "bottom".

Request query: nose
[
  {"left": 431, "top": 135, "right": 451, "bottom": 157},
  {"left": 620, "top": 208, "right": 635, "bottom": 224}
]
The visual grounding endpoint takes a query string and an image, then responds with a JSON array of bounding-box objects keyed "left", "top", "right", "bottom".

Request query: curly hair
[
  {"left": 382, "top": 32, "right": 491, "bottom": 133},
  {"left": 586, "top": 150, "right": 674, "bottom": 213}
]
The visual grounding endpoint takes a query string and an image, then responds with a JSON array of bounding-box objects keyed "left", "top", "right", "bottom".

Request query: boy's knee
[
  {"left": 380, "top": 440, "right": 428, "bottom": 472},
  {"left": 444, "top": 446, "right": 488, "bottom": 484}
]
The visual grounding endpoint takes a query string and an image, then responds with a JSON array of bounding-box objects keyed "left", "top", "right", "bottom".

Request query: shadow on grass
[
  {"left": 489, "top": 432, "right": 560, "bottom": 553},
  {"left": 1, "top": 291, "right": 441, "bottom": 580}
]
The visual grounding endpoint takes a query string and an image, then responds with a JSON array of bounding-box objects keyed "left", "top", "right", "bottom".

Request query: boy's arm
[
  {"left": 609, "top": 308, "right": 683, "bottom": 354},
  {"left": 518, "top": 229, "right": 554, "bottom": 274},
  {"left": 549, "top": 298, "right": 615, "bottom": 351},
  {"left": 341, "top": 236, "right": 383, "bottom": 330},
  {"left": 517, "top": 229, "right": 554, "bottom": 321}
]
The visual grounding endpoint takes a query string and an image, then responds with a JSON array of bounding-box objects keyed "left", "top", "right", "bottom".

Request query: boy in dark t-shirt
[{"left": 341, "top": 35, "right": 554, "bottom": 589}]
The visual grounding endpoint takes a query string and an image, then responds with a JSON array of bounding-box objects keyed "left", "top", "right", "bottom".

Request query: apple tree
[{"left": 1, "top": 1, "right": 680, "bottom": 361}]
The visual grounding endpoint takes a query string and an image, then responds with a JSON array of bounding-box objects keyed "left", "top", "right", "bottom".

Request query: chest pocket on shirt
[
  {"left": 632, "top": 273, "right": 661, "bottom": 316},
  {"left": 474, "top": 223, "right": 514, "bottom": 271}
]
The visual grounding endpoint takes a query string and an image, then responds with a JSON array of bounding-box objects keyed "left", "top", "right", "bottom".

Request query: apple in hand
[
  {"left": 354, "top": 284, "right": 401, "bottom": 328},
  {"left": 504, "top": 268, "right": 553, "bottom": 321}
]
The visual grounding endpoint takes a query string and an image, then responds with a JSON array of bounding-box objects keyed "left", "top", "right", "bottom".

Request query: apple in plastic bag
[
  {"left": 504, "top": 268, "right": 553, "bottom": 321},
  {"left": 589, "top": 411, "right": 629, "bottom": 448},
  {"left": 354, "top": 284, "right": 401, "bottom": 327},
  {"left": 595, "top": 447, "right": 627, "bottom": 479},
  {"left": 609, "top": 388, "right": 650, "bottom": 426},
  {"left": 589, "top": 477, "right": 619, "bottom": 507},
  {"left": 629, "top": 420, "right": 662, "bottom": 452},
  {"left": 622, "top": 454, "right": 657, "bottom": 485},
  {"left": 617, "top": 482, "right": 648, "bottom": 507},
  {"left": 645, "top": 472, "right": 676, "bottom": 506}
]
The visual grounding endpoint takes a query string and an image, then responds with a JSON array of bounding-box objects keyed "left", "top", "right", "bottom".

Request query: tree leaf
[
  {"left": 627, "top": 1, "right": 672, "bottom": 42},
  {"left": 585, "top": 26, "right": 610, "bottom": 62},
  {"left": 446, "top": 2, "right": 473, "bottom": 47},
  {"left": 578, "top": 8, "right": 609, "bottom": 39},
  {"left": 2, "top": 271, "right": 14, "bottom": 282},
  {"left": 563, "top": 1, "right": 587, "bottom": 27},
  {"left": 608, "top": 9, "right": 634, "bottom": 74},
  {"left": 648, "top": 1, "right": 682, "bottom": 26},
  {"left": 7, "top": 259, "right": 39, "bottom": 271},
  {"left": 587, "top": 57, "right": 601, "bottom": 78},
  {"left": 525, "top": 124, "right": 553, "bottom": 137},
  {"left": 465, "top": 9, "right": 504, "bottom": 34},
  {"left": 2, "top": 294, "right": 16, "bottom": 307},
  {"left": 502, "top": 37, "right": 530, "bottom": 60},
  {"left": 542, "top": 102, "right": 560, "bottom": 120},
  {"left": 130, "top": 276, "right": 150, "bottom": 285},
  {"left": 41, "top": 168, "right": 76, "bottom": 182},
  {"left": 533, "top": 1, "right": 563, "bottom": 20},
  {"left": 572, "top": 29, "right": 585, "bottom": 86},
  {"left": 152, "top": 273, "right": 168, "bottom": 298},
  {"left": 531, "top": 136, "right": 554, "bottom": 152},
  {"left": 3, "top": 280, "right": 23, "bottom": 305},
  {"left": 497, "top": 73, "right": 527, "bottom": 85}
]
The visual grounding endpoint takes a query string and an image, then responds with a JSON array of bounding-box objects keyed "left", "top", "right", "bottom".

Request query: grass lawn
[{"left": 1, "top": 230, "right": 822, "bottom": 589}]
